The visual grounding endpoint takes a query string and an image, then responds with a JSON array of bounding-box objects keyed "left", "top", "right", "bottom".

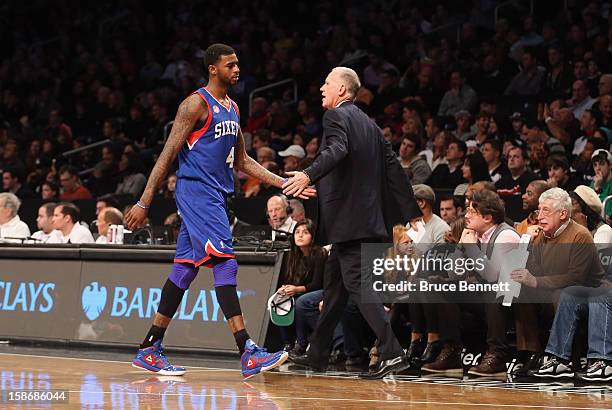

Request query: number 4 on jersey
[{"left": 226, "top": 146, "right": 235, "bottom": 168}]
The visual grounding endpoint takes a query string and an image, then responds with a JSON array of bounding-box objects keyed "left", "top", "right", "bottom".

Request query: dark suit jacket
[{"left": 305, "top": 102, "right": 421, "bottom": 245}]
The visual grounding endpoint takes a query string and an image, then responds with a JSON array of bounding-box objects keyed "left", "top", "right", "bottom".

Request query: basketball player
[{"left": 125, "top": 43, "right": 313, "bottom": 379}]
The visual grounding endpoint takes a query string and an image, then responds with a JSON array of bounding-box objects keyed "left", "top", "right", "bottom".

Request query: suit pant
[{"left": 308, "top": 239, "right": 403, "bottom": 367}]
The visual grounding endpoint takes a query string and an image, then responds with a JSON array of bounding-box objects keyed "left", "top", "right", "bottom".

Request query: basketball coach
[{"left": 283, "top": 67, "right": 422, "bottom": 379}]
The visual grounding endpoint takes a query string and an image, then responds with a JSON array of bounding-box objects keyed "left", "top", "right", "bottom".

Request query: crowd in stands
[{"left": 0, "top": 0, "right": 611, "bottom": 380}]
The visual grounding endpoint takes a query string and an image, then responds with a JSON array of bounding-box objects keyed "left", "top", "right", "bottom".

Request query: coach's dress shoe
[
  {"left": 361, "top": 354, "right": 410, "bottom": 379},
  {"left": 290, "top": 354, "right": 327, "bottom": 372},
  {"left": 511, "top": 352, "right": 543, "bottom": 377}
]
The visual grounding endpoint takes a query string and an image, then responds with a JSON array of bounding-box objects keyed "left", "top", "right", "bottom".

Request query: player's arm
[
  {"left": 125, "top": 94, "right": 206, "bottom": 230},
  {"left": 234, "top": 128, "right": 285, "bottom": 188}
]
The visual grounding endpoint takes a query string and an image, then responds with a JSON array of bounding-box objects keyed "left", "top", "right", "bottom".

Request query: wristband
[{"left": 136, "top": 201, "right": 150, "bottom": 210}]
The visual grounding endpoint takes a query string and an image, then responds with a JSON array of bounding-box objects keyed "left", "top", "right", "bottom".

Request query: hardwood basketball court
[{"left": 0, "top": 346, "right": 610, "bottom": 409}]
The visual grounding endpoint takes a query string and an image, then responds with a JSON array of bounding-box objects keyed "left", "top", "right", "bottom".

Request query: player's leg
[
  {"left": 211, "top": 256, "right": 288, "bottom": 379},
  {"left": 132, "top": 223, "right": 196, "bottom": 375}
]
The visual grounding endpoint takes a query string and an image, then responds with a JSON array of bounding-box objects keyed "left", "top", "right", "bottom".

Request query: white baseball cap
[{"left": 278, "top": 145, "right": 306, "bottom": 159}]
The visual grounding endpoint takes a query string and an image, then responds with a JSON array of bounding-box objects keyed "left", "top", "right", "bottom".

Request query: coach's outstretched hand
[
  {"left": 283, "top": 171, "right": 316, "bottom": 198},
  {"left": 125, "top": 205, "right": 148, "bottom": 230}
]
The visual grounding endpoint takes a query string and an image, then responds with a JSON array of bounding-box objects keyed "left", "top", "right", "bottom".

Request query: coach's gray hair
[
  {"left": 333, "top": 67, "right": 361, "bottom": 99},
  {"left": 539, "top": 187, "right": 572, "bottom": 214},
  {"left": 0, "top": 192, "right": 21, "bottom": 217}
]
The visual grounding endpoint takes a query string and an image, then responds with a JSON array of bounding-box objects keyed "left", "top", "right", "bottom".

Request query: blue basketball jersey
[{"left": 176, "top": 87, "right": 240, "bottom": 194}]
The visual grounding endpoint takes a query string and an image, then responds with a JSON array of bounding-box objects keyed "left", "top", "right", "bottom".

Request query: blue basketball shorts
[{"left": 173, "top": 178, "right": 234, "bottom": 268}]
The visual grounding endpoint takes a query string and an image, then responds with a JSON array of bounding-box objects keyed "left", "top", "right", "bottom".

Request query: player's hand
[
  {"left": 283, "top": 171, "right": 311, "bottom": 197},
  {"left": 125, "top": 204, "right": 148, "bottom": 230}
]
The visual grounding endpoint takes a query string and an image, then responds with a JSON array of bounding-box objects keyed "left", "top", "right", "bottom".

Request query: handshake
[{"left": 281, "top": 171, "right": 317, "bottom": 199}]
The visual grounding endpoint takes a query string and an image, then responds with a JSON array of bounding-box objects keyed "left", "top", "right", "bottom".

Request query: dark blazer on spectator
[{"left": 304, "top": 101, "right": 421, "bottom": 245}]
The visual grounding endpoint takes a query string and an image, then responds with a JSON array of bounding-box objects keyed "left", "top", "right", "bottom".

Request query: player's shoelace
[{"left": 156, "top": 345, "right": 171, "bottom": 367}]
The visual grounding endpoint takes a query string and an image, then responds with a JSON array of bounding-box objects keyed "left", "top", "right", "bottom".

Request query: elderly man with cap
[
  {"left": 591, "top": 149, "right": 612, "bottom": 220},
  {"left": 279, "top": 144, "right": 306, "bottom": 174}
]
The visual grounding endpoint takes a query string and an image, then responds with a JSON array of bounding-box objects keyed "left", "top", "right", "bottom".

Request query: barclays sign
[
  {"left": 81, "top": 282, "right": 246, "bottom": 322},
  {"left": 0, "top": 281, "right": 55, "bottom": 312}
]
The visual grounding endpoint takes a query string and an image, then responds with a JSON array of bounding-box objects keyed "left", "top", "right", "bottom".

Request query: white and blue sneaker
[
  {"left": 241, "top": 339, "right": 288, "bottom": 379},
  {"left": 132, "top": 340, "right": 186, "bottom": 376}
]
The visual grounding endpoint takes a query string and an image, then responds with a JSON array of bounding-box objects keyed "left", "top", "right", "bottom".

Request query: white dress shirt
[
  {"left": 31, "top": 229, "right": 63, "bottom": 243},
  {"left": 0, "top": 215, "right": 31, "bottom": 242},
  {"left": 57, "top": 223, "right": 95, "bottom": 244}
]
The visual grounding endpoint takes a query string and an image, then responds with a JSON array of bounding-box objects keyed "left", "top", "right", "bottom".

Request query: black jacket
[{"left": 304, "top": 102, "right": 421, "bottom": 245}]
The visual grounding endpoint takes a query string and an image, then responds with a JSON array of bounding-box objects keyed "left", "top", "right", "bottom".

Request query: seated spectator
[
  {"left": 278, "top": 145, "right": 306, "bottom": 174},
  {"left": 437, "top": 70, "right": 477, "bottom": 117},
  {"left": 454, "top": 110, "right": 474, "bottom": 141},
  {"left": 572, "top": 109, "right": 599, "bottom": 157},
  {"left": 523, "top": 121, "right": 566, "bottom": 156},
  {"left": 496, "top": 146, "right": 537, "bottom": 223},
  {"left": 591, "top": 149, "right": 612, "bottom": 220},
  {"left": 572, "top": 136, "right": 607, "bottom": 182},
  {"left": 424, "top": 190, "right": 520, "bottom": 375},
  {"left": 115, "top": 152, "right": 147, "bottom": 197},
  {"left": 398, "top": 134, "right": 431, "bottom": 184},
  {"left": 504, "top": 48, "right": 546, "bottom": 96},
  {"left": 31, "top": 202, "right": 62, "bottom": 243},
  {"left": 95, "top": 196, "right": 118, "bottom": 216},
  {"left": 546, "top": 155, "right": 583, "bottom": 191},
  {"left": 267, "top": 194, "right": 296, "bottom": 238},
  {"left": 0, "top": 192, "right": 30, "bottom": 242},
  {"left": 469, "top": 112, "right": 491, "bottom": 149},
  {"left": 3, "top": 168, "right": 34, "bottom": 199},
  {"left": 275, "top": 219, "right": 327, "bottom": 351},
  {"left": 511, "top": 187, "right": 604, "bottom": 298},
  {"left": 427, "top": 140, "right": 467, "bottom": 190},
  {"left": 95, "top": 207, "right": 124, "bottom": 244},
  {"left": 401, "top": 185, "right": 450, "bottom": 367},
  {"left": 411, "top": 184, "right": 451, "bottom": 246},
  {"left": 160, "top": 173, "right": 177, "bottom": 200},
  {"left": 50, "top": 202, "right": 94, "bottom": 244},
  {"left": 482, "top": 139, "right": 508, "bottom": 184},
  {"left": 59, "top": 165, "right": 93, "bottom": 201},
  {"left": 570, "top": 185, "right": 612, "bottom": 245},
  {"left": 0, "top": 139, "right": 26, "bottom": 180},
  {"left": 516, "top": 180, "right": 550, "bottom": 235},
  {"left": 438, "top": 194, "right": 464, "bottom": 224},
  {"left": 249, "top": 128, "right": 272, "bottom": 158},
  {"left": 443, "top": 215, "right": 467, "bottom": 244},
  {"left": 510, "top": 188, "right": 604, "bottom": 374},
  {"left": 289, "top": 199, "right": 306, "bottom": 222},
  {"left": 568, "top": 80, "right": 597, "bottom": 119},
  {"left": 529, "top": 285, "right": 611, "bottom": 381},
  {"left": 422, "top": 130, "right": 452, "bottom": 171}
]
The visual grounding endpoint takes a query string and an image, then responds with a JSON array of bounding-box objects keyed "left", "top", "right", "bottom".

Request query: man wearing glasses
[
  {"left": 510, "top": 187, "right": 604, "bottom": 376},
  {"left": 423, "top": 190, "right": 520, "bottom": 375}
]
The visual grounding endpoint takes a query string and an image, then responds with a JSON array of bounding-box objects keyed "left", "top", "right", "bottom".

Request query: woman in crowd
[
  {"left": 275, "top": 219, "right": 328, "bottom": 352},
  {"left": 115, "top": 152, "right": 147, "bottom": 198}
]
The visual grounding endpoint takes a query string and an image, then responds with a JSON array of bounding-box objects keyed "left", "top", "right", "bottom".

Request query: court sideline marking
[{"left": 1, "top": 352, "right": 610, "bottom": 401}]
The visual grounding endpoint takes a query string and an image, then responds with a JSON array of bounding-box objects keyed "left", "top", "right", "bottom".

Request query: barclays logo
[{"left": 81, "top": 282, "right": 108, "bottom": 321}]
